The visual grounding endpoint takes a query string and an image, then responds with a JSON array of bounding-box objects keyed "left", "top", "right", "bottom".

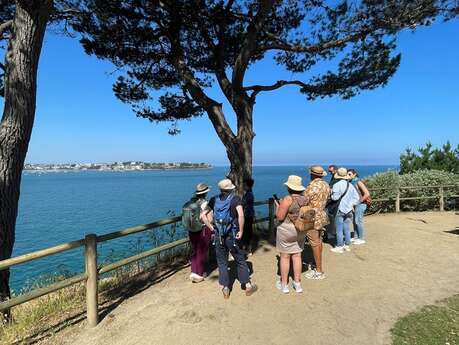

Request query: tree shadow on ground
[{"left": 99, "top": 259, "right": 189, "bottom": 321}]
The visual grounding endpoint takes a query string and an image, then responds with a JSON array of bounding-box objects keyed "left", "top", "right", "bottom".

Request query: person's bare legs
[
  {"left": 280, "top": 253, "right": 291, "bottom": 285},
  {"left": 292, "top": 252, "right": 302, "bottom": 282},
  {"left": 311, "top": 243, "right": 323, "bottom": 273}
]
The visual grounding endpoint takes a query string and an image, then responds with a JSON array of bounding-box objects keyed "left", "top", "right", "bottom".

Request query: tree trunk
[
  {"left": 226, "top": 99, "right": 254, "bottom": 196},
  {"left": 0, "top": 0, "right": 51, "bottom": 322},
  {"left": 227, "top": 136, "right": 253, "bottom": 196}
]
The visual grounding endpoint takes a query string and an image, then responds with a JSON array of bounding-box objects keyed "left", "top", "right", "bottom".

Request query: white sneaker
[
  {"left": 190, "top": 273, "right": 204, "bottom": 283},
  {"left": 351, "top": 238, "right": 357, "bottom": 243},
  {"left": 275, "top": 280, "right": 290, "bottom": 294},
  {"left": 343, "top": 245, "right": 351, "bottom": 252},
  {"left": 304, "top": 269, "right": 316, "bottom": 279},
  {"left": 330, "top": 246, "right": 344, "bottom": 254},
  {"left": 353, "top": 239, "right": 366, "bottom": 245},
  {"left": 292, "top": 281, "right": 303, "bottom": 293},
  {"left": 310, "top": 272, "right": 326, "bottom": 280}
]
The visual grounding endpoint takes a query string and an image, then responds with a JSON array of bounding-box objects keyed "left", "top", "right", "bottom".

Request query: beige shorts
[{"left": 305, "top": 228, "right": 324, "bottom": 247}]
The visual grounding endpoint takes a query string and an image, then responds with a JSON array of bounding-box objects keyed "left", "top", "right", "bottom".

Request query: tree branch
[
  {"left": 50, "top": 8, "right": 83, "bottom": 21},
  {"left": 232, "top": 0, "right": 276, "bottom": 89},
  {"left": 260, "top": 30, "right": 371, "bottom": 54},
  {"left": 176, "top": 57, "right": 236, "bottom": 144},
  {"left": 244, "top": 79, "right": 315, "bottom": 100},
  {"left": 0, "top": 20, "right": 12, "bottom": 40},
  {"left": 165, "top": 9, "right": 236, "bottom": 144},
  {"left": 211, "top": 2, "right": 236, "bottom": 104}
]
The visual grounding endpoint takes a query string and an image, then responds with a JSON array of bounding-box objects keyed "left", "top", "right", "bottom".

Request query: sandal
[{"left": 245, "top": 283, "right": 258, "bottom": 296}]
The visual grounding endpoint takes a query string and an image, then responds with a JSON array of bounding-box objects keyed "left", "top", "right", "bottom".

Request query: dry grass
[
  {"left": 0, "top": 247, "right": 190, "bottom": 345},
  {"left": 0, "top": 284, "right": 86, "bottom": 345}
]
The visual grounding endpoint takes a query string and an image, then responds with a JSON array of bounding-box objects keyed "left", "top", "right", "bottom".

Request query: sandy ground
[{"left": 52, "top": 212, "right": 459, "bottom": 345}]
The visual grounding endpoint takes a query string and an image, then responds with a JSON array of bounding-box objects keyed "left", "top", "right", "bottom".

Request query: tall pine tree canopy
[
  {"left": 400, "top": 142, "right": 459, "bottom": 174},
  {"left": 72, "top": 0, "right": 454, "bottom": 188}
]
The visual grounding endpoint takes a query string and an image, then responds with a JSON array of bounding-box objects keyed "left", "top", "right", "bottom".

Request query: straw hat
[
  {"left": 334, "top": 167, "right": 351, "bottom": 180},
  {"left": 309, "top": 165, "right": 327, "bottom": 177},
  {"left": 218, "top": 178, "right": 236, "bottom": 191},
  {"left": 284, "top": 175, "right": 306, "bottom": 192},
  {"left": 195, "top": 183, "right": 210, "bottom": 195}
]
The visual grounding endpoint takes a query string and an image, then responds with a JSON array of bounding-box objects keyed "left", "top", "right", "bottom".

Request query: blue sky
[{"left": 5, "top": 20, "right": 459, "bottom": 166}]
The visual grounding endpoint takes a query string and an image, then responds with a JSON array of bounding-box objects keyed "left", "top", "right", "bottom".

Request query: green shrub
[{"left": 363, "top": 170, "right": 459, "bottom": 213}]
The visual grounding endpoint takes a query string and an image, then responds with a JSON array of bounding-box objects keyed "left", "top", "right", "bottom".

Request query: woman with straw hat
[
  {"left": 274, "top": 175, "right": 308, "bottom": 294},
  {"left": 183, "top": 183, "right": 212, "bottom": 283}
]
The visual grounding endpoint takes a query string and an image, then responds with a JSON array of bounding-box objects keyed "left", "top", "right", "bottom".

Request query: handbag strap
[{"left": 337, "top": 181, "right": 350, "bottom": 206}]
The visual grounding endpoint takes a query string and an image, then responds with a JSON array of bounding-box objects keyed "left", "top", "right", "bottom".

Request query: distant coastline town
[{"left": 24, "top": 161, "right": 212, "bottom": 172}]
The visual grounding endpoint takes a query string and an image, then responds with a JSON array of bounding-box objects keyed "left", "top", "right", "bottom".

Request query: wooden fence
[
  {"left": 0, "top": 184, "right": 457, "bottom": 327},
  {"left": 368, "top": 184, "right": 459, "bottom": 212},
  {"left": 0, "top": 199, "right": 274, "bottom": 327}
]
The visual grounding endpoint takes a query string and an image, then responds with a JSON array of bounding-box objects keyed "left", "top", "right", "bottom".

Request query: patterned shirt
[{"left": 303, "top": 178, "right": 331, "bottom": 229}]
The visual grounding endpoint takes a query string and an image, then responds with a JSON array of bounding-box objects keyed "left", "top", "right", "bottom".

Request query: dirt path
[{"left": 54, "top": 212, "right": 459, "bottom": 345}]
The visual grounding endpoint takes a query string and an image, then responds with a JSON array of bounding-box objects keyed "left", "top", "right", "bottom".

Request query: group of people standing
[
  {"left": 182, "top": 164, "right": 371, "bottom": 298},
  {"left": 274, "top": 165, "right": 371, "bottom": 293},
  {"left": 327, "top": 165, "right": 371, "bottom": 253}
]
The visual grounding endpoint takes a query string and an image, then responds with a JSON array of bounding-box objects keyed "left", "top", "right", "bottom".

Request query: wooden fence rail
[
  {"left": 0, "top": 199, "right": 273, "bottom": 327},
  {"left": 367, "top": 184, "right": 459, "bottom": 212},
  {"left": 0, "top": 184, "right": 458, "bottom": 327}
]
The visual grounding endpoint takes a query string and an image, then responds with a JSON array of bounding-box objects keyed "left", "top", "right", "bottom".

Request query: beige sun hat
[
  {"left": 309, "top": 165, "right": 327, "bottom": 177},
  {"left": 334, "top": 167, "right": 351, "bottom": 180},
  {"left": 195, "top": 183, "right": 210, "bottom": 195},
  {"left": 218, "top": 178, "right": 236, "bottom": 191},
  {"left": 284, "top": 175, "right": 306, "bottom": 192}
]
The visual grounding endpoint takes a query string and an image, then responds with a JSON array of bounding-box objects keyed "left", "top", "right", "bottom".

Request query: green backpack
[{"left": 182, "top": 198, "right": 205, "bottom": 232}]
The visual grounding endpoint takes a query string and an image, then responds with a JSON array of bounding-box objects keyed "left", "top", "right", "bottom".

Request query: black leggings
[{"left": 241, "top": 216, "right": 254, "bottom": 247}]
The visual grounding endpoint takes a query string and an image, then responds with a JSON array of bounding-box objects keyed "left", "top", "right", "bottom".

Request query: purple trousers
[{"left": 189, "top": 226, "right": 212, "bottom": 276}]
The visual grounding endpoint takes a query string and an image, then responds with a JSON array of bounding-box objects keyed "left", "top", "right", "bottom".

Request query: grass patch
[{"left": 391, "top": 294, "right": 459, "bottom": 345}]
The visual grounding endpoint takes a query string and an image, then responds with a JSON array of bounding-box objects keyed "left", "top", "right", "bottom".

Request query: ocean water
[{"left": 11, "top": 165, "right": 395, "bottom": 291}]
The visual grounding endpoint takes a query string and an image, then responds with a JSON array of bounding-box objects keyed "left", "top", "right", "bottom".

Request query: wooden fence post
[
  {"left": 439, "top": 186, "right": 444, "bottom": 212},
  {"left": 395, "top": 189, "right": 400, "bottom": 213},
  {"left": 85, "top": 234, "right": 98, "bottom": 327}
]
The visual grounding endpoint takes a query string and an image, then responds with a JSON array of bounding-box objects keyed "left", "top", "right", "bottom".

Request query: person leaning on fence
[
  {"left": 275, "top": 175, "right": 308, "bottom": 294},
  {"left": 329, "top": 168, "right": 360, "bottom": 254},
  {"left": 182, "top": 183, "right": 212, "bottom": 283},
  {"left": 348, "top": 169, "right": 371, "bottom": 245},
  {"left": 201, "top": 179, "right": 257, "bottom": 299},
  {"left": 303, "top": 166, "right": 331, "bottom": 280}
]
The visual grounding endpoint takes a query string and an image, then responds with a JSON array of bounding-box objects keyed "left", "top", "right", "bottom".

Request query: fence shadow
[
  {"left": 13, "top": 258, "right": 189, "bottom": 345},
  {"left": 444, "top": 227, "right": 459, "bottom": 235}
]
